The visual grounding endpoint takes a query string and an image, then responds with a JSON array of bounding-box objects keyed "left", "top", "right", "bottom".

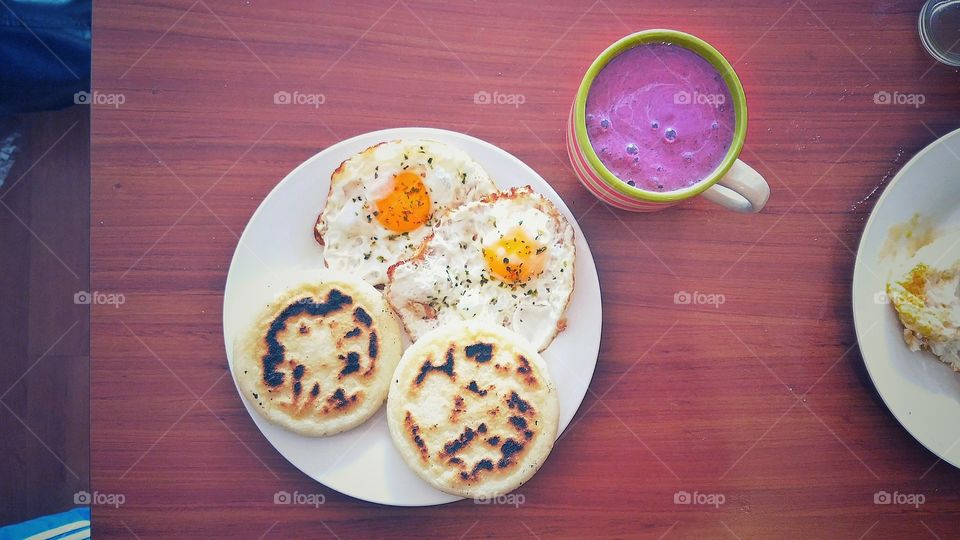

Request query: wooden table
[{"left": 91, "top": 0, "right": 960, "bottom": 537}]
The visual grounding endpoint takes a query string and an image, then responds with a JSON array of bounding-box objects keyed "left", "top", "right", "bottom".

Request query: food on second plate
[
  {"left": 232, "top": 274, "right": 402, "bottom": 436},
  {"left": 887, "top": 230, "right": 960, "bottom": 371},
  {"left": 315, "top": 139, "right": 497, "bottom": 286},
  {"left": 385, "top": 186, "right": 575, "bottom": 352},
  {"left": 386, "top": 320, "right": 559, "bottom": 498},
  {"left": 880, "top": 213, "right": 936, "bottom": 261}
]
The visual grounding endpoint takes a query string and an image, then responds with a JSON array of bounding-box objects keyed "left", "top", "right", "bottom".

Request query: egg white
[
  {"left": 386, "top": 186, "right": 576, "bottom": 351},
  {"left": 888, "top": 230, "right": 960, "bottom": 370},
  {"left": 316, "top": 139, "right": 496, "bottom": 286}
]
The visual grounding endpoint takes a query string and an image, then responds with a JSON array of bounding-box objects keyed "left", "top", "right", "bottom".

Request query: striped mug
[{"left": 566, "top": 30, "right": 770, "bottom": 213}]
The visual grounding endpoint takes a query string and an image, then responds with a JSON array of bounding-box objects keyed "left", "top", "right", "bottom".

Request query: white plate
[
  {"left": 223, "top": 127, "right": 602, "bottom": 505},
  {"left": 853, "top": 127, "right": 960, "bottom": 469}
]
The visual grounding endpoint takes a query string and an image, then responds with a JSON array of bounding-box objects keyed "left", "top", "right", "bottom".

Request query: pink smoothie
[{"left": 585, "top": 43, "right": 735, "bottom": 192}]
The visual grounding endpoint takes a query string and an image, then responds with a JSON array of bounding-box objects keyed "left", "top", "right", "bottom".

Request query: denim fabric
[{"left": 0, "top": 0, "right": 91, "bottom": 116}]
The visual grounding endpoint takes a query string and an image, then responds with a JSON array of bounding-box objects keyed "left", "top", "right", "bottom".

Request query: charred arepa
[
  {"left": 387, "top": 320, "right": 559, "bottom": 498},
  {"left": 233, "top": 275, "right": 402, "bottom": 436}
]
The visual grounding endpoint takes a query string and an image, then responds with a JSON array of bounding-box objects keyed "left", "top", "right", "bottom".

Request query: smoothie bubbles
[
  {"left": 584, "top": 43, "right": 735, "bottom": 192},
  {"left": 567, "top": 31, "right": 769, "bottom": 213}
]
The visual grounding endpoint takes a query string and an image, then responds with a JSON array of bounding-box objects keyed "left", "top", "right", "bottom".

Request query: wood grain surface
[{"left": 91, "top": 0, "right": 960, "bottom": 537}]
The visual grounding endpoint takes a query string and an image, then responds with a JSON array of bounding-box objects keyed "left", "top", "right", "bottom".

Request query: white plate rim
[
  {"left": 852, "top": 126, "right": 960, "bottom": 470},
  {"left": 222, "top": 127, "right": 603, "bottom": 505}
]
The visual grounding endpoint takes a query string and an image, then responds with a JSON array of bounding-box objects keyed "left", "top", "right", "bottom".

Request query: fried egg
[
  {"left": 315, "top": 139, "right": 497, "bottom": 286},
  {"left": 888, "top": 230, "right": 960, "bottom": 370},
  {"left": 386, "top": 186, "right": 575, "bottom": 351}
]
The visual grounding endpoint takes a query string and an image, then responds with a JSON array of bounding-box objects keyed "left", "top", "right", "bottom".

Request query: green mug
[{"left": 566, "top": 30, "right": 770, "bottom": 213}]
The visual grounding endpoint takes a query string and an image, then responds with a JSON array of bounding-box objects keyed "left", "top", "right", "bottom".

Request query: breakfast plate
[
  {"left": 223, "top": 127, "right": 602, "bottom": 505},
  {"left": 852, "top": 127, "right": 960, "bottom": 469}
]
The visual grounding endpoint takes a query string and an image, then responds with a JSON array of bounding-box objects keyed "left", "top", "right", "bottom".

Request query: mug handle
[{"left": 700, "top": 159, "right": 770, "bottom": 213}]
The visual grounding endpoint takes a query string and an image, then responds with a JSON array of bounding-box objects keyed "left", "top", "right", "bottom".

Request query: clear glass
[{"left": 919, "top": 0, "right": 960, "bottom": 66}]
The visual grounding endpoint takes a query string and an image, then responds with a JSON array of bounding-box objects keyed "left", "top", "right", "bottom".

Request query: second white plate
[{"left": 853, "top": 127, "right": 960, "bottom": 469}]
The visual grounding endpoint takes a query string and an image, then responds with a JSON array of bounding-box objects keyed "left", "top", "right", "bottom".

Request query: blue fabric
[
  {"left": 0, "top": 0, "right": 91, "bottom": 116},
  {"left": 0, "top": 507, "right": 90, "bottom": 539}
]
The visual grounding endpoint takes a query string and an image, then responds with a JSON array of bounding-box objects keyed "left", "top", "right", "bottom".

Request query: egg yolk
[
  {"left": 482, "top": 227, "right": 547, "bottom": 284},
  {"left": 374, "top": 171, "right": 431, "bottom": 233}
]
